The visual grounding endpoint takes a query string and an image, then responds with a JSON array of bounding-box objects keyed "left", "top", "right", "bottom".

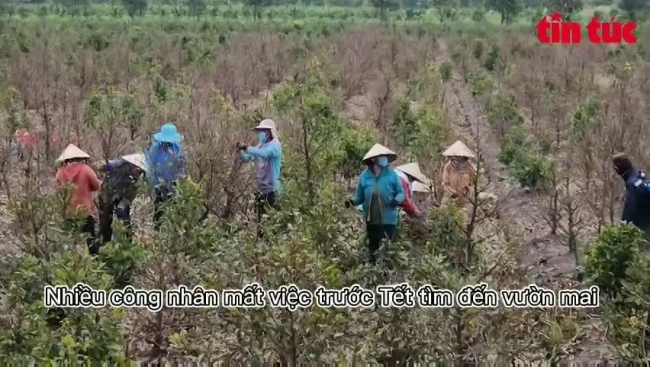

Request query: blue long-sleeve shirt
[
  {"left": 241, "top": 139, "right": 282, "bottom": 194},
  {"left": 145, "top": 142, "right": 187, "bottom": 187},
  {"left": 353, "top": 167, "right": 405, "bottom": 225}
]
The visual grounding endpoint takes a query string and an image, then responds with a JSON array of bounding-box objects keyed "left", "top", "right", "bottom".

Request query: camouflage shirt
[{"left": 101, "top": 159, "right": 142, "bottom": 205}]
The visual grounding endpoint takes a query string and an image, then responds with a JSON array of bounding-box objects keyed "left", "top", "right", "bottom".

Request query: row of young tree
[
  {"left": 1, "top": 13, "right": 650, "bottom": 361},
  {"left": 1, "top": 0, "right": 647, "bottom": 22}
]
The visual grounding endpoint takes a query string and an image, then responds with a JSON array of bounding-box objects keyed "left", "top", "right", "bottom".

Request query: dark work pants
[
  {"left": 84, "top": 216, "right": 99, "bottom": 255},
  {"left": 153, "top": 194, "right": 170, "bottom": 231},
  {"left": 153, "top": 183, "right": 177, "bottom": 230},
  {"left": 99, "top": 198, "right": 132, "bottom": 244},
  {"left": 256, "top": 192, "right": 278, "bottom": 222},
  {"left": 256, "top": 192, "right": 278, "bottom": 238},
  {"left": 366, "top": 224, "right": 396, "bottom": 264},
  {"left": 67, "top": 216, "right": 98, "bottom": 255}
]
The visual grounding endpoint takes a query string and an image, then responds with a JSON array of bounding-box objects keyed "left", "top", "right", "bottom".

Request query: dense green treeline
[{"left": 0, "top": 0, "right": 648, "bottom": 25}]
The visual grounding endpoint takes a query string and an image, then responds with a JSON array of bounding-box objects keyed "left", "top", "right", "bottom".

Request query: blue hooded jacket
[
  {"left": 241, "top": 139, "right": 282, "bottom": 194},
  {"left": 622, "top": 168, "right": 650, "bottom": 233},
  {"left": 145, "top": 141, "right": 187, "bottom": 187},
  {"left": 352, "top": 166, "right": 405, "bottom": 225}
]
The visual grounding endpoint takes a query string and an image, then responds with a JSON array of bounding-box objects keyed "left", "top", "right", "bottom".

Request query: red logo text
[{"left": 536, "top": 12, "right": 637, "bottom": 44}]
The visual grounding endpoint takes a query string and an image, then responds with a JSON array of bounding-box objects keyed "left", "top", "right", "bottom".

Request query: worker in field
[
  {"left": 55, "top": 144, "right": 101, "bottom": 255},
  {"left": 395, "top": 162, "right": 431, "bottom": 218},
  {"left": 612, "top": 153, "right": 650, "bottom": 240},
  {"left": 345, "top": 144, "right": 405, "bottom": 264},
  {"left": 236, "top": 119, "right": 282, "bottom": 230},
  {"left": 441, "top": 140, "right": 476, "bottom": 207},
  {"left": 145, "top": 123, "right": 188, "bottom": 230},
  {"left": 97, "top": 153, "right": 148, "bottom": 244},
  {"left": 13, "top": 128, "right": 37, "bottom": 161}
]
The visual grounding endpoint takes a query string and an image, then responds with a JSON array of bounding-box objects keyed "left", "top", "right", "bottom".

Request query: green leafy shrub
[
  {"left": 471, "top": 9, "right": 485, "bottom": 22},
  {"left": 606, "top": 254, "right": 650, "bottom": 360},
  {"left": 469, "top": 71, "right": 493, "bottom": 97},
  {"left": 0, "top": 188, "right": 129, "bottom": 363},
  {"left": 439, "top": 62, "right": 452, "bottom": 82},
  {"left": 0, "top": 245, "right": 128, "bottom": 363},
  {"left": 589, "top": 225, "right": 650, "bottom": 360},
  {"left": 537, "top": 134, "right": 553, "bottom": 155},
  {"left": 498, "top": 119, "right": 552, "bottom": 189},
  {"left": 499, "top": 124, "right": 529, "bottom": 167},
  {"left": 406, "top": 63, "right": 442, "bottom": 103},
  {"left": 394, "top": 99, "right": 418, "bottom": 145},
  {"left": 408, "top": 106, "right": 447, "bottom": 162},
  {"left": 394, "top": 99, "right": 447, "bottom": 162},
  {"left": 509, "top": 151, "right": 553, "bottom": 188},
  {"left": 472, "top": 39, "right": 484, "bottom": 60},
  {"left": 337, "top": 124, "right": 378, "bottom": 180},
  {"left": 571, "top": 98, "right": 599, "bottom": 142},
  {"left": 586, "top": 223, "right": 646, "bottom": 299},
  {"left": 427, "top": 205, "right": 465, "bottom": 265},
  {"left": 488, "top": 94, "right": 524, "bottom": 137},
  {"left": 483, "top": 43, "right": 500, "bottom": 72},
  {"left": 98, "top": 239, "right": 145, "bottom": 289}
]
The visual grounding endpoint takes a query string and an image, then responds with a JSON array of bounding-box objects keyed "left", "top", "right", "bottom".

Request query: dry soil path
[
  {"left": 434, "top": 39, "right": 572, "bottom": 281},
  {"left": 434, "top": 38, "right": 614, "bottom": 362}
]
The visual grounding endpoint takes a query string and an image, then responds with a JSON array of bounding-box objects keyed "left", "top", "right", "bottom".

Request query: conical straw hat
[
  {"left": 442, "top": 140, "right": 475, "bottom": 158},
  {"left": 122, "top": 153, "right": 148, "bottom": 173},
  {"left": 395, "top": 163, "right": 429, "bottom": 184},
  {"left": 362, "top": 144, "right": 397, "bottom": 163},
  {"left": 56, "top": 144, "right": 90, "bottom": 163},
  {"left": 412, "top": 180, "right": 432, "bottom": 193}
]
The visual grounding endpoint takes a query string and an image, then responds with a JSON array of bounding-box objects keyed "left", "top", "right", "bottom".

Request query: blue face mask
[
  {"left": 376, "top": 156, "right": 389, "bottom": 167},
  {"left": 258, "top": 131, "right": 268, "bottom": 143}
]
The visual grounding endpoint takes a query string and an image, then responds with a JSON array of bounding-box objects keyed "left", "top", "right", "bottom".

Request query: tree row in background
[{"left": 0, "top": 0, "right": 648, "bottom": 23}]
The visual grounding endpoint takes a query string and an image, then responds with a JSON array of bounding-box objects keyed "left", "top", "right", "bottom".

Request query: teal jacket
[
  {"left": 352, "top": 167, "right": 405, "bottom": 225},
  {"left": 241, "top": 139, "right": 282, "bottom": 195}
]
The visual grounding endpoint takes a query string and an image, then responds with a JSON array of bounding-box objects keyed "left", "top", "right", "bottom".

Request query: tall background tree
[
  {"left": 430, "top": 0, "right": 460, "bottom": 23},
  {"left": 370, "top": 0, "right": 400, "bottom": 21},
  {"left": 53, "top": 0, "right": 89, "bottom": 16},
  {"left": 245, "top": 0, "right": 272, "bottom": 20},
  {"left": 619, "top": 0, "right": 647, "bottom": 20},
  {"left": 545, "top": 0, "right": 583, "bottom": 20},
  {"left": 187, "top": 0, "right": 206, "bottom": 18},
  {"left": 122, "top": 0, "right": 147, "bottom": 18},
  {"left": 485, "top": 0, "right": 522, "bottom": 23}
]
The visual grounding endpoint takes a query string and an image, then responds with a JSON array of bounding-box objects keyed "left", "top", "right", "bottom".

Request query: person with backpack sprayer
[
  {"left": 97, "top": 153, "right": 148, "bottom": 244},
  {"left": 612, "top": 153, "right": 650, "bottom": 240},
  {"left": 344, "top": 144, "right": 405, "bottom": 264}
]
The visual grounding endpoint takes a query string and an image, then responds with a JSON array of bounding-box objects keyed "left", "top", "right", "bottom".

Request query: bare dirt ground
[{"left": 435, "top": 39, "right": 615, "bottom": 361}]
